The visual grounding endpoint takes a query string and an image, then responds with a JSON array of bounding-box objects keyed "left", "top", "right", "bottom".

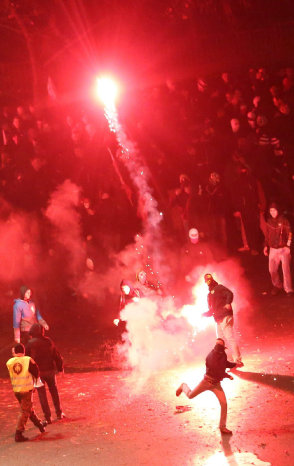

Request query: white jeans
[
  {"left": 269, "top": 247, "right": 293, "bottom": 293},
  {"left": 216, "top": 315, "right": 242, "bottom": 364}
]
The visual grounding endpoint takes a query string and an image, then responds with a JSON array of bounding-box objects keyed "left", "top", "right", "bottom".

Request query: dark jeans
[
  {"left": 20, "top": 331, "right": 30, "bottom": 345},
  {"left": 37, "top": 371, "right": 62, "bottom": 420},
  {"left": 14, "top": 390, "right": 41, "bottom": 432}
]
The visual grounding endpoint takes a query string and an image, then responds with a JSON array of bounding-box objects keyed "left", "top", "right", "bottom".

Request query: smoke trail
[
  {"left": 103, "top": 104, "right": 165, "bottom": 279},
  {"left": 45, "top": 179, "right": 86, "bottom": 283}
]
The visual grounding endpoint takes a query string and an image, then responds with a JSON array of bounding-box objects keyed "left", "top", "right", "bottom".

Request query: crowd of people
[
  {"left": 0, "top": 64, "right": 294, "bottom": 287},
  {"left": 4, "top": 64, "right": 294, "bottom": 441}
]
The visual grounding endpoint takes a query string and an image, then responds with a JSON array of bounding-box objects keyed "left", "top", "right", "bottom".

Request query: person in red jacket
[
  {"left": 6, "top": 343, "right": 46, "bottom": 442},
  {"left": 202, "top": 273, "right": 243, "bottom": 367}
]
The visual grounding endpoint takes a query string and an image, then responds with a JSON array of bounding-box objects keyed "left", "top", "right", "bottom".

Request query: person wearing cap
[
  {"left": 202, "top": 274, "right": 243, "bottom": 367},
  {"left": 26, "top": 324, "right": 65, "bottom": 424},
  {"left": 176, "top": 338, "right": 236, "bottom": 435},
  {"left": 6, "top": 343, "right": 46, "bottom": 442},
  {"left": 263, "top": 203, "right": 293, "bottom": 296},
  {"left": 13, "top": 286, "right": 49, "bottom": 344}
]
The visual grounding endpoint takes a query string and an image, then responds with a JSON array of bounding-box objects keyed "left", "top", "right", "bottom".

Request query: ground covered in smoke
[{"left": 0, "top": 286, "right": 294, "bottom": 465}]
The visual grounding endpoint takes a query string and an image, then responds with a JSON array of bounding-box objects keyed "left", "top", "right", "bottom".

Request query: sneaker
[
  {"left": 220, "top": 427, "right": 233, "bottom": 435},
  {"left": 57, "top": 412, "right": 66, "bottom": 420},
  {"left": 176, "top": 384, "right": 183, "bottom": 397},
  {"left": 286, "top": 291, "right": 294, "bottom": 298},
  {"left": 271, "top": 287, "right": 282, "bottom": 296},
  {"left": 237, "top": 246, "right": 250, "bottom": 252},
  {"left": 45, "top": 417, "right": 52, "bottom": 425},
  {"left": 15, "top": 431, "right": 29, "bottom": 442},
  {"left": 235, "top": 361, "right": 244, "bottom": 368},
  {"left": 37, "top": 422, "right": 46, "bottom": 433}
]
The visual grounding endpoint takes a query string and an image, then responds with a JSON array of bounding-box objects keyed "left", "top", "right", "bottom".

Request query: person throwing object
[{"left": 176, "top": 338, "right": 236, "bottom": 434}]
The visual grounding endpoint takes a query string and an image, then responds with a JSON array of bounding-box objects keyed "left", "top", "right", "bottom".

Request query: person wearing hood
[
  {"left": 202, "top": 274, "right": 243, "bottom": 367},
  {"left": 26, "top": 324, "right": 64, "bottom": 424},
  {"left": 176, "top": 338, "right": 236, "bottom": 435},
  {"left": 13, "top": 286, "right": 49, "bottom": 344},
  {"left": 114, "top": 279, "right": 142, "bottom": 331},
  {"left": 263, "top": 203, "right": 293, "bottom": 296},
  {"left": 119, "top": 279, "right": 141, "bottom": 311}
]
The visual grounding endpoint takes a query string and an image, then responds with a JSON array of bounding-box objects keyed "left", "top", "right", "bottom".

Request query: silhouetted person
[
  {"left": 176, "top": 338, "right": 236, "bottom": 434},
  {"left": 26, "top": 324, "right": 65, "bottom": 424}
]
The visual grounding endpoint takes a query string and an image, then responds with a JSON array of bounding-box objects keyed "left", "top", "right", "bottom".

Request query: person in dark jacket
[
  {"left": 26, "top": 324, "right": 65, "bottom": 424},
  {"left": 119, "top": 279, "right": 141, "bottom": 311},
  {"left": 176, "top": 338, "right": 236, "bottom": 434},
  {"left": 6, "top": 343, "right": 46, "bottom": 442},
  {"left": 202, "top": 274, "right": 243, "bottom": 367},
  {"left": 263, "top": 203, "right": 293, "bottom": 296}
]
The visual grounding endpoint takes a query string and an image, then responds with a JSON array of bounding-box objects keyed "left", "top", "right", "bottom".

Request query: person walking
[
  {"left": 6, "top": 343, "right": 46, "bottom": 442},
  {"left": 176, "top": 338, "right": 236, "bottom": 434},
  {"left": 13, "top": 286, "right": 49, "bottom": 344},
  {"left": 202, "top": 273, "right": 243, "bottom": 367},
  {"left": 26, "top": 324, "right": 65, "bottom": 424},
  {"left": 263, "top": 203, "right": 293, "bottom": 296}
]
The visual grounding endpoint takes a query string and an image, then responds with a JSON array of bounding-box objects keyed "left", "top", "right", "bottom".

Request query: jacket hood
[{"left": 214, "top": 343, "right": 226, "bottom": 352}]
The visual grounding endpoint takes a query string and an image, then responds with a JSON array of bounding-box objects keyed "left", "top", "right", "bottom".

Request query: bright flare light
[
  {"left": 95, "top": 76, "right": 118, "bottom": 109},
  {"left": 180, "top": 280, "right": 214, "bottom": 332}
]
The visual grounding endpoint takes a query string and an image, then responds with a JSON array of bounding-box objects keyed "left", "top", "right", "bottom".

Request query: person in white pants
[
  {"left": 263, "top": 203, "right": 293, "bottom": 297},
  {"left": 202, "top": 273, "right": 243, "bottom": 367}
]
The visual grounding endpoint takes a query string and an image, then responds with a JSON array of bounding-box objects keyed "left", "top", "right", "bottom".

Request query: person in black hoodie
[
  {"left": 176, "top": 338, "right": 236, "bottom": 434},
  {"left": 26, "top": 324, "right": 65, "bottom": 424},
  {"left": 202, "top": 274, "right": 243, "bottom": 367},
  {"left": 263, "top": 203, "right": 293, "bottom": 296}
]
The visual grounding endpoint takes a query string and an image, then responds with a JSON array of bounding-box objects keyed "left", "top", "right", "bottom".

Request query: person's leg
[
  {"left": 210, "top": 384, "right": 231, "bottom": 433},
  {"left": 37, "top": 379, "right": 51, "bottom": 421},
  {"left": 216, "top": 321, "right": 225, "bottom": 340},
  {"left": 280, "top": 247, "right": 293, "bottom": 293},
  {"left": 269, "top": 248, "right": 283, "bottom": 290},
  {"left": 28, "top": 391, "right": 46, "bottom": 432},
  {"left": 176, "top": 378, "right": 211, "bottom": 398},
  {"left": 46, "top": 374, "right": 62, "bottom": 417},
  {"left": 20, "top": 332, "right": 30, "bottom": 345},
  {"left": 15, "top": 391, "right": 31, "bottom": 433},
  {"left": 221, "top": 316, "right": 242, "bottom": 364}
]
